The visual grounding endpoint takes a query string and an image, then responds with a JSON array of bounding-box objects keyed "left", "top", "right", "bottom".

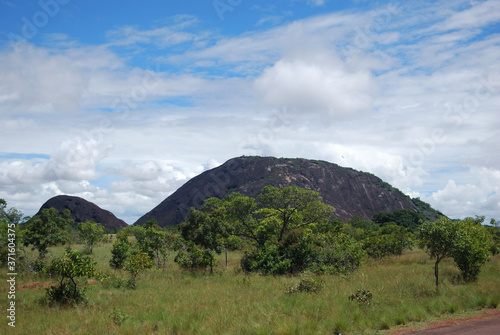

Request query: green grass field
[{"left": 1, "top": 240, "right": 499, "bottom": 335}]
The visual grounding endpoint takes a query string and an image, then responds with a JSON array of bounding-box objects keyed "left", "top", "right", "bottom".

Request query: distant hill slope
[
  {"left": 135, "top": 156, "right": 443, "bottom": 227},
  {"left": 36, "top": 195, "right": 128, "bottom": 231}
]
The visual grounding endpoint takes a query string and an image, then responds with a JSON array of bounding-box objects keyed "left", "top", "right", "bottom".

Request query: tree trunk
[
  {"left": 225, "top": 248, "right": 228, "bottom": 268},
  {"left": 435, "top": 258, "right": 440, "bottom": 292}
]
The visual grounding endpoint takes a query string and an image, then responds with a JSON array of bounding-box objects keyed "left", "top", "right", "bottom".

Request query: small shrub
[
  {"left": 284, "top": 276, "right": 324, "bottom": 294},
  {"left": 174, "top": 242, "right": 212, "bottom": 271},
  {"left": 46, "top": 281, "right": 87, "bottom": 306},
  {"left": 348, "top": 289, "right": 373, "bottom": 305},
  {"left": 111, "top": 308, "right": 129, "bottom": 325},
  {"left": 45, "top": 248, "right": 96, "bottom": 306},
  {"left": 110, "top": 240, "right": 130, "bottom": 269}
]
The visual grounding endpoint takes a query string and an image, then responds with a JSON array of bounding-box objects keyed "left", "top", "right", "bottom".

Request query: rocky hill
[
  {"left": 36, "top": 195, "right": 127, "bottom": 231},
  {"left": 135, "top": 156, "right": 442, "bottom": 227}
]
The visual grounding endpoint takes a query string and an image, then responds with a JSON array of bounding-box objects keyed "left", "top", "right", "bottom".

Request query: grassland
[{"left": 1, "top": 239, "right": 499, "bottom": 335}]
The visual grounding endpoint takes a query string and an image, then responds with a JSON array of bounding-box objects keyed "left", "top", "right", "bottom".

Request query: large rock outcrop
[
  {"left": 135, "top": 156, "right": 442, "bottom": 227},
  {"left": 36, "top": 195, "right": 127, "bottom": 231}
]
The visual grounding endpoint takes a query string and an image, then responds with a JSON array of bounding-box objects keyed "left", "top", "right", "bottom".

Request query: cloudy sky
[{"left": 1, "top": 0, "right": 499, "bottom": 224}]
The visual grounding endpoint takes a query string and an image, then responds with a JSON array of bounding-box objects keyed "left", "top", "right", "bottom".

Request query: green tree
[
  {"left": 419, "top": 216, "right": 492, "bottom": 290},
  {"left": 23, "top": 208, "right": 73, "bottom": 259},
  {"left": 139, "top": 226, "right": 173, "bottom": 270},
  {"left": 418, "top": 217, "right": 457, "bottom": 291},
  {"left": 179, "top": 198, "right": 232, "bottom": 273},
  {"left": 110, "top": 239, "right": 131, "bottom": 270},
  {"left": 256, "top": 185, "right": 335, "bottom": 243},
  {"left": 452, "top": 217, "right": 492, "bottom": 282},
  {"left": 77, "top": 221, "right": 105, "bottom": 254},
  {"left": 0, "top": 199, "right": 25, "bottom": 226},
  {"left": 124, "top": 250, "right": 153, "bottom": 289},
  {"left": 46, "top": 247, "right": 96, "bottom": 305}
]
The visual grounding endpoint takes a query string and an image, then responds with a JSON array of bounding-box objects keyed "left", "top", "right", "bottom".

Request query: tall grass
[{"left": 2, "top": 242, "right": 499, "bottom": 334}]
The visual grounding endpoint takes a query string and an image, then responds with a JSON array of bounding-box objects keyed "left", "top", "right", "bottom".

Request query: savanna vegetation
[{"left": 1, "top": 190, "right": 499, "bottom": 334}]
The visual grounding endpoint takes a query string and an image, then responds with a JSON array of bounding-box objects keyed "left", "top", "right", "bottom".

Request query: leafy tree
[
  {"left": 179, "top": 198, "right": 232, "bottom": 273},
  {"left": 361, "top": 227, "right": 413, "bottom": 259},
  {"left": 488, "top": 218, "right": 500, "bottom": 255},
  {"left": 138, "top": 226, "right": 173, "bottom": 270},
  {"left": 419, "top": 216, "right": 492, "bottom": 290},
  {"left": 0, "top": 199, "right": 25, "bottom": 225},
  {"left": 256, "top": 185, "right": 335, "bottom": 243},
  {"left": 124, "top": 249, "right": 152, "bottom": 289},
  {"left": 110, "top": 239, "right": 131, "bottom": 270},
  {"left": 452, "top": 217, "right": 492, "bottom": 282},
  {"left": 46, "top": 247, "right": 96, "bottom": 305},
  {"left": 23, "top": 208, "right": 73, "bottom": 259},
  {"left": 174, "top": 240, "right": 213, "bottom": 271},
  {"left": 418, "top": 217, "right": 458, "bottom": 291},
  {"left": 373, "top": 209, "right": 423, "bottom": 231},
  {"left": 77, "top": 221, "right": 105, "bottom": 254}
]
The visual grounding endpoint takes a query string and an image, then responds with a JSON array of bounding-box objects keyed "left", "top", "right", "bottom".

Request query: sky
[{"left": 0, "top": 0, "right": 499, "bottom": 224}]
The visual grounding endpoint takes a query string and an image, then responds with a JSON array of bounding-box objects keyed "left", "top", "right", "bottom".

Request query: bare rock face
[
  {"left": 36, "top": 195, "right": 128, "bottom": 230},
  {"left": 135, "top": 156, "right": 442, "bottom": 227}
]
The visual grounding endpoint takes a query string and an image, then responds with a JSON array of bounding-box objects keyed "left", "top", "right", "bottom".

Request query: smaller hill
[{"left": 35, "top": 195, "right": 127, "bottom": 231}]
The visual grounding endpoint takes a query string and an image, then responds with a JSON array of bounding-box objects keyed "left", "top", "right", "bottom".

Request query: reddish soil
[
  {"left": 388, "top": 309, "right": 500, "bottom": 335},
  {"left": 16, "top": 281, "right": 54, "bottom": 290},
  {"left": 14, "top": 279, "right": 97, "bottom": 291}
]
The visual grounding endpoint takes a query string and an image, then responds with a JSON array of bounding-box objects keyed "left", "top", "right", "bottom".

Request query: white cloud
[
  {"left": 425, "top": 167, "right": 500, "bottom": 220},
  {"left": 1, "top": 1, "right": 500, "bottom": 224},
  {"left": 254, "top": 53, "right": 378, "bottom": 118},
  {"left": 439, "top": 0, "right": 500, "bottom": 31}
]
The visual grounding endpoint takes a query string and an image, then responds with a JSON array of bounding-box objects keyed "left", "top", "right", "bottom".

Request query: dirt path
[{"left": 389, "top": 309, "right": 500, "bottom": 334}]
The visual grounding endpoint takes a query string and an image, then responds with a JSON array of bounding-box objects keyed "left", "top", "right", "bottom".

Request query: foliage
[
  {"left": 256, "top": 185, "right": 335, "bottom": 243},
  {"left": 109, "top": 239, "right": 131, "bottom": 270},
  {"left": 46, "top": 247, "right": 96, "bottom": 305},
  {"left": 284, "top": 276, "right": 324, "bottom": 294},
  {"left": 452, "top": 217, "right": 492, "bottom": 282},
  {"left": 241, "top": 229, "right": 365, "bottom": 276},
  {"left": 111, "top": 309, "right": 130, "bottom": 325},
  {"left": 361, "top": 224, "right": 414, "bottom": 259},
  {"left": 313, "top": 232, "right": 366, "bottom": 275},
  {"left": 0, "top": 200, "right": 26, "bottom": 267},
  {"left": 77, "top": 221, "right": 105, "bottom": 254},
  {"left": 419, "top": 216, "right": 492, "bottom": 289},
  {"left": 137, "top": 226, "right": 174, "bottom": 270},
  {"left": 124, "top": 249, "right": 153, "bottom": 289},
  {"left": 373, "top": 209, "right": 423, "bottom": 231},
  {"left": 23, "top": 207, "right": 73, "bottom": 259},
  {"left": 179, "top": 199, "right": 232, "bottom": 272},
  {"left": 174, "top": 241, "right": 213, "bottom": 271},
  {"left": 418, "top": 217, "right": 460, "bottom": 290},
  {"left": 348, "top": 289, "right": 373, "bottom": 305}
]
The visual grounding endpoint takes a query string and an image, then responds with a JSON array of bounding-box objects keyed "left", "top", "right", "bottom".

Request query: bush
[
  {"left": 240, "top": 244, "right": 292, "bottom": 275},
  {"left": 46, "top": 281, "right": 88, "bottom": 305},
  {"left": 348, "top": 289, "right": 373, "bottom": 305},
  {"left": 315, "top": 233, "right": 366, "bottom": 275},
  {"left": 174, "top": 242, "right": 212, "bottom": 271},
  {"left": 45, "top": 248, "right": 96, "bottom": 305},
  {"left": 110, "top": 240, "right": 130, "bottom": 270},
  {"left": 284, "top": 276, "right": 324, "bottom": 294}
]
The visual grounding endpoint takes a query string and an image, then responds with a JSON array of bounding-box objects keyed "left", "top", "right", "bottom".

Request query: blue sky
[{"left": 1, "top": 0, "right": 499, "bottom": 223}]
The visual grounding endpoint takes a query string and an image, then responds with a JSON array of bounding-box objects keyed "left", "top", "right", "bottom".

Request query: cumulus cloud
[
  {"left": 254, "top": 53, "right": 378, "bottom": 119},
  {"left": 425, "top": 167, "right": 500, "bottom": 220}
]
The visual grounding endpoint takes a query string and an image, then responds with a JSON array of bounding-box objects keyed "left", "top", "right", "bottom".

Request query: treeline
[{"left": 1, "top": 189, "right": 499, "bottom": 305}]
